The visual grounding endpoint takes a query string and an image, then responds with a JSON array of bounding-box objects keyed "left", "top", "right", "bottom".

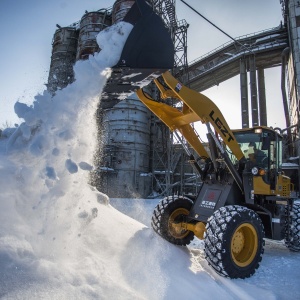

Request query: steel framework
[{"left": 145, "top": 1, "right": 200, "bottom": 197}]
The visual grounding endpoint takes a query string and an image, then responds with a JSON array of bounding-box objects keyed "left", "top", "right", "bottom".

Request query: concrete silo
[
  {"left": 76, "top": 9, "right": 112, "bottom": 60},
  {"left": 98, "top": 94, "right": 151, "bottom": 198},
  {"left": 94, "top": 0, "right": 154, "bottom": 198},
  {"left": 47, "top": 8, "right": 112, "bottom": 94},
  {"left": 112, "top": 0, "right": 135, "bottom": 23},
  {"left": 47, "top": 26, "right": 78, "bottom": 94}
]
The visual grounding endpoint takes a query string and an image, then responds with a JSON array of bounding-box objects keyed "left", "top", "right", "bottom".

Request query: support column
[
  {"left": 249, "top": 55, "right": 259, "bottom": 126},
  {"left": 240, "top": 58, "right": 249, "bottom": 128},
  {"left": 257, "top": 68, "right": 267, "bottom": 126}
]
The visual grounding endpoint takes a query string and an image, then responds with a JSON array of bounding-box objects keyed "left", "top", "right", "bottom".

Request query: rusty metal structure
[
  {"left": 47, "top": 26, "right": 78, "bottom": 95},
  {"left": 47, "top": 9, "right": 112, "bottom": 94},
  {"left": 97, "top": 94, "right": 152, "bottom": 197},
  {"left": 76, "top": 9, "right": 112, "bottom": 60},
  {"left": 112, "top": 0, "right": 135, "bottom": 23}
]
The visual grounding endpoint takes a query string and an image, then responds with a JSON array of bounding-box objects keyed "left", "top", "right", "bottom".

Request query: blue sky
[{"left": 0, "top": 0, "right": 284, "bottom": 130}]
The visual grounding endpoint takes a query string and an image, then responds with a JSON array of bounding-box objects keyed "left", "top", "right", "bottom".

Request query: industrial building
[{"left": 47, "top": 0, "right": 300, "bottom": 198}]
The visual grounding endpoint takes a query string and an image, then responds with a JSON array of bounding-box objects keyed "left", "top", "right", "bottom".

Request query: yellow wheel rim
[
  {"left": 231, "top": 223, "right": 258, "bottom": 267},
  {"left": 168, "top": 208, "right": 190, "bottom": 239}
]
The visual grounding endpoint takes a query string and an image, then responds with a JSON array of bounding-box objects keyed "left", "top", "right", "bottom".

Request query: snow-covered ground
[
  {"left": 0, "top": 20, "right": 299, "bottom": 300},
  {"left": 110, "top": 198, "right": 300, "bottom": 300}
]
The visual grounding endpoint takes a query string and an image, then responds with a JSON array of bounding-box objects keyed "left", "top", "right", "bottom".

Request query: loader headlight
[
  {"left": 251, "top": 167, "right": 259, "bottom": 175},
  {"left": 251, "top": 167, "right": 266, "bottom": 176}
]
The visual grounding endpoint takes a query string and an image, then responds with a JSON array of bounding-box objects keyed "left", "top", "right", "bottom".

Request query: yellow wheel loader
[
  {"left": 104, "top": 0, "right": 300, "bottom": 279},
  {"left": 135, "top": 71, "right": 299, "bottom": 279}
]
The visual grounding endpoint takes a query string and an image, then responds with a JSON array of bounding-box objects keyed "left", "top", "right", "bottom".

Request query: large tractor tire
[
  {"left": 204, "top": 205, "right": 265, "bottom": 279},
  {"left": 285, "top": 203, "right": 300, "bottom": 252},
  {"left": 151, "top": 196, "right": 194, "bottom": 246}
]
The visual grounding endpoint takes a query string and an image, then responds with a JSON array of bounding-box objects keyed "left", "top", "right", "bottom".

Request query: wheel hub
[
  {"left": 231, "top": 223, "right": 258, "bottom": 267},
  {"left": 169, "top": 208, "right": 190, "bottom": 239},
  {"left": 232, "top": 230, "right": 245, "bottom": 254}
]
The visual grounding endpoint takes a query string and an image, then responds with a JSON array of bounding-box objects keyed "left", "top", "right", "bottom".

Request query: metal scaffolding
[
  {"left": 145, "top": 1, "right": 200, "bottom": 198},
  {"left": 151, "top": 0, "right": 189, "bottom": 82}
]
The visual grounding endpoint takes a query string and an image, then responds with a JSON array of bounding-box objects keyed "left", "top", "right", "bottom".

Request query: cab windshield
[{"left": 226, "top": 129, "right": 281, "bottom": 171}]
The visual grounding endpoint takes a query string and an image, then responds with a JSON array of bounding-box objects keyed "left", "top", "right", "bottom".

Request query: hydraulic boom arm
[
  {"left": 136, "top": 71, "right": 244, "bottom": 160},
  {"left": 136, "top": 71, "right": 245, "bottom": 190}
]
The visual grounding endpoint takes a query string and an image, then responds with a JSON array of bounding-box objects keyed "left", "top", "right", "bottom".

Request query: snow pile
[{"left": 0, "top": 22, "right": 155, "bottom": 298}]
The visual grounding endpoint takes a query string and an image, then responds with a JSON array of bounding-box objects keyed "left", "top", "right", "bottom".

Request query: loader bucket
[
  {"left": 117, "top": 0, "right": 174, "bottom": 69},
  {"left": 102, "top": 0, "right": 174, "bottom": 102}
]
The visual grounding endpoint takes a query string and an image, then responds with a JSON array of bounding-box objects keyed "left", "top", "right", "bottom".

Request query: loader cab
[{"left": 229, "top": 127, "right": 283, "bottom": 196}]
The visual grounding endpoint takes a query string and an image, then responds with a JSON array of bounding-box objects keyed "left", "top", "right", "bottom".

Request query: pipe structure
[
  {"left": 281, "top": 47, "right": 293, "bottom": 156},
  {"left": 249, "top": 55, "right": 259, "bottom": 126},
  {"left": 240, "top": 58, "right": 249, "bottom": 128},
  {"left": 257, "top": 68, "right": 267, "bottom": 126}
]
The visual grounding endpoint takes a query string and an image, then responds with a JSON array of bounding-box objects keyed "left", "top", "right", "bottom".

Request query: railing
[{"left": 188, "top": 25, "right": 285, "bottom": 66}]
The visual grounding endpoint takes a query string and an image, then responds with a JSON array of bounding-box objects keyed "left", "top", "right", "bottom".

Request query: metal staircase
[{"left": 150, "top": 0, "right": 189, "bottom": 80}]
